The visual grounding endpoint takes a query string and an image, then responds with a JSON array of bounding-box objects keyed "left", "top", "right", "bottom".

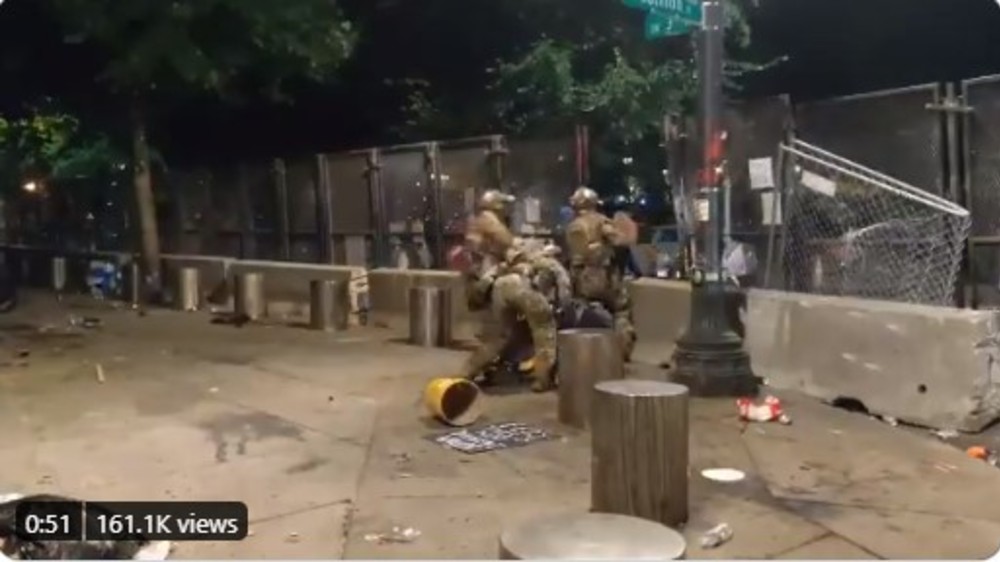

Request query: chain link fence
[
  {"left": 775, "top": 140, "right": 969, "bottom": 306},
  {"left": 795, "top": 84, "right": 946, "bottom": 198}
]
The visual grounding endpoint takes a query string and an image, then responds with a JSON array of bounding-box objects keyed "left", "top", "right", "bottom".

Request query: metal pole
[
  {"left": 670, "top": 0, "right": 758, "bottom": 397},
  {"left": 274, "top": 158, "right": 292, "bottom": 261},
  {"left": 699, "top": 0, "right": 724, "bottom": 283}
]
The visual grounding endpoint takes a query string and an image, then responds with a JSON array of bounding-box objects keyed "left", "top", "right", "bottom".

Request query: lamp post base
[
  {"left": 670, "top": 280, "right": 760, "bottom": 397},
  {"left": 672, "top": 344, "right": 759, "bottom": 397}
]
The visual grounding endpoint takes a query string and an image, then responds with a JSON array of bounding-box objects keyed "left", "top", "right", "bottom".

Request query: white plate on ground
[{"left": 700, "top": 468, "right": 746, "bottom": 483}]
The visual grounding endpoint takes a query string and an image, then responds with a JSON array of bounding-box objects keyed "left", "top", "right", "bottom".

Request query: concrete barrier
[
  {"left": 628, "top": 279, "right": 692, "bottom": 366},
  {"left": 161, "top": 254, "right": 232, "bottom": 306},
  {"left": 747, "top": 289, "right": 1000, "bottom": 432},
  {"left": 367, "top": 269, "right": 479, "bottom": 341},
  {"left": 229, "top": 260, "right": 365, "bottom": 319}
]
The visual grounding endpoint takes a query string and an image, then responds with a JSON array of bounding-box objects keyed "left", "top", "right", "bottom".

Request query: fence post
[
  {"left": 273, "top": 158, "right": 292, "bottom": 261},
  {"left": 488, "top": 135, "right": 509, "bottom": 191},
  {"left": 315, "top": 154, "right": 335, "bottom": 264},
  {"left": 960, "top": 80, "right": 978, "bottom": 309},
  {"left": 942, "top": 82, "right": 969, "bottom": 308},
  {"left": 236, "top": 164, "right": 257, "bottom": 260},
  {"left": 424, "top": 142, "right": 445, "bottom": 269},
  {"left": 366, "top": 149, "right": 389, "bottom": 268}
]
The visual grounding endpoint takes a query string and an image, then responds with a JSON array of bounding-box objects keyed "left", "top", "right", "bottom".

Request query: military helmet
[
  {"left": 569, "top": 186, "right": 601, "bottom": 210},
  {"left": 478, "top": 189, "right": 515, "bottom": 212}
]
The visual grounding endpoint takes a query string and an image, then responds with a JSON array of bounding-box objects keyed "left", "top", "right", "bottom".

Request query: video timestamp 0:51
[{"left": 14, "top": 500, "right": 249, "bottom": 542}]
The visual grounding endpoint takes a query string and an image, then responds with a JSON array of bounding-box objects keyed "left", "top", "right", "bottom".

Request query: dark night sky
[
  {"left": 743, "top": 0, "right": 1000, "bottom": 99},
  {"left": 3, "top": 0, "right": 1000, "bottom": 163}
]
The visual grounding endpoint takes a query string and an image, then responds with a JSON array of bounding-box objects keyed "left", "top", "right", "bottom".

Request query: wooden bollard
[
  {"left": 498, "top": 512, "right": 686, "bottom": 560},
  {"left": 591, "top": 379, "right": 689, "bottom": 527},
  {"left": 557, "top": 328, "right": 624, "bottom": 429}
]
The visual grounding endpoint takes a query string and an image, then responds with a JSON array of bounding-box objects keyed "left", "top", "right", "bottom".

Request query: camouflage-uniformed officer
[
  {"left": 461, "top": 190, "right": 558, "bottom": 392},
  {"left": 564, "top": 186, "right": 636, "bottom": 361}
]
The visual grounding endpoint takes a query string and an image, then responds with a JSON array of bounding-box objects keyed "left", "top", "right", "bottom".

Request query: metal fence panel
[
  {"left": 795, "top": 84, "right": 944, "bottom": 197},
  {"left": 438, "top": 142, "right": 493, "bottom": 244},
  {"left": 725, "top": 96, "right": 792, "bottom": 287},
  {"left": 963, "top": 76, "right": 1000, "bottom": 238},
  {"left": 381, "top": 148, "right": 430, "bottom": 235},
  {"left": 242, "top": 161, "right": 277, "bottom": 260},
  {"left": 209, "top": 167, "right": 243, "bottom": 258},
  {"left": 326, "top": 152, "right": 372, "bottom": 234},
  {"left": 172, "top": 168, "right": 214, "bottom": 255},
  {"left": 505, "top": 137, "right": 576, "bottom": 236},
  {"left": 285, "top": 156, "right": 319, "bottom": 262}
]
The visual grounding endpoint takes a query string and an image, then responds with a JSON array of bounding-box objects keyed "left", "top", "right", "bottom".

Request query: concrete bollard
[
  {"left": 591, "top": 379, "right": 689, "bottom": 527},
  {"left": 234, "top": 272, "right": 266, "bottom": 320},
  {"left": 310, "top": 280, "right": 349, "bottom": 331},
  {"left": 51, "top": 256, "right": 67, "bottom": 294},
  {"left": 557, "top": 328, "right": 625, "bottom": 429},
  {"left": 498, "top": 512, "right": 686, "bottom": 560},
  {"left": 409, "top": 286, "right": 452, "bottom": 347},
  {"left": 176, "top": 267, "right": 201, "bottom": 312}
]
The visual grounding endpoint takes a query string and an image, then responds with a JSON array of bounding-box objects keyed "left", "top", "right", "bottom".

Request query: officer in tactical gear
[
  {"left": 461, "top": 189, "right": 559, "bottom": 392},
  {"left": 564, "top": 186, "right": 637, "bottom": 361}
]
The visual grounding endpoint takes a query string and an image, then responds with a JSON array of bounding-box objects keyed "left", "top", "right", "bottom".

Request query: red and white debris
[{"left": 737, "top": 396, "right": 791, "bottom": 425}]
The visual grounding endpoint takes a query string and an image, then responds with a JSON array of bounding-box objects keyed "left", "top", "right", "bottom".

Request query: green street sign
[
  {"left": 623, "top": 0, "right": 702, "bottom": 25},
  {"left": 644, "top": 11, "right": 697, "bottom": 39}
]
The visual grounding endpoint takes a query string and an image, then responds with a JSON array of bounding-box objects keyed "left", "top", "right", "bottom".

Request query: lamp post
[{"left": 670, "top": 0, "right": 759, "bottom": 397}]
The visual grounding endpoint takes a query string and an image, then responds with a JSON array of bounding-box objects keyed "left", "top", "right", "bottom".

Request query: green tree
[
  {"left": 41, "top": 0, "right": 357, "bottom": 295},
  {"left": 489, "top": 0, "right": 754, "bottom": 142},
  {"left": 0, "top": 107, "right": 123, "bottom": 193}
]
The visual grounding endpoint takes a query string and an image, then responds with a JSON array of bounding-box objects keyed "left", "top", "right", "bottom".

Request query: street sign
[
  {"left": 644, "top": 11, "right": 697, "bottom": 39},
  {"left": 622, "top": 0, "right": 702, "bottom": 25}
]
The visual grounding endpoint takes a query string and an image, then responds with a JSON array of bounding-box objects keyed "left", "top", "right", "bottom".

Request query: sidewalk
[{"left": 0, "top": 294, "right": 997, "bottom": 559}]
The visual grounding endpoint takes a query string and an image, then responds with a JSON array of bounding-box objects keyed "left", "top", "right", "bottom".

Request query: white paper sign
[
  {"left": 761, "top": 192, "right": 782, "bottom": 226},
  {"left": 748, "top": 157, "right": 775, "bottom": 190},
  {"left": 695, "top": 199, "right": 711, "bottom": 222},
  {"left": 801, "top": 170, "right": 838, "bottom": 197},
  {"left": 524, "top": 197, "right": 541, "bottom": 224}
]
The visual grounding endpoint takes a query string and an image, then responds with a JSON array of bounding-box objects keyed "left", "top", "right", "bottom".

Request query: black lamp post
[{"left": 670, "top": 0, "right": 759, "bottom": 397}]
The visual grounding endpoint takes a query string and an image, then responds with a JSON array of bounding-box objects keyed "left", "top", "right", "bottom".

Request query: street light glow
[{"left": 22, "top": 181, "right": 38, "bottom": 193}]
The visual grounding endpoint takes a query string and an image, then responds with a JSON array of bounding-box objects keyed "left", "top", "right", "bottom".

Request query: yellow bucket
[{"left": 424, "top": 377, "right": 483, "bottom": 427}]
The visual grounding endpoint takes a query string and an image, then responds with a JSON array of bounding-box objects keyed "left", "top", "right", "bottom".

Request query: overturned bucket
[{"left": 424, "top": 378, "right": 484, "bottom": 427}]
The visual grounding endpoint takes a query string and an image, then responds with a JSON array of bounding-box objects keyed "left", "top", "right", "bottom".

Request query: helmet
[
  {"left": 569, "top": 187, "right": 601, "bottom": 210},
  {"left": 478, "top": 189, "right": 515, "bottom": 213}
]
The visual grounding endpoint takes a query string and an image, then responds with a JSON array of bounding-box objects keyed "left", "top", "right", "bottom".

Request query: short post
[
  {"left": 51, "top": 256, "right": 67, "bottom": 296},
  {"left": 176, "top": 267, "right": 201, "bottom": 312},
  {"left": 310, "top": 279, "right": 349, "bottom": 331},
  {"left": 409, "top": 286, "right": 452, "bottom": 347},
  {"left": 591, "top": 379, "right": 689, "bottom": 527},
  {"left": 557, "top": 328, "right": 625, "bottom": 429},
  {"left": 498, "top": 512, "right": 686, "bottom": 560},
  {"left": 126, "top": 261, "right": 142, "bottom": 309},
  {"left": 234, "top": 271, "right": 266, "bottom": 320}
]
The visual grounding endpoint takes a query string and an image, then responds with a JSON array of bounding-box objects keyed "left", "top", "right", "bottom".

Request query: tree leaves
[
  {"left": 0, "top": 108, "right": 122, "bottom": 193},
  {"left": 42, "top": 0, "right": 358, "bottom": 100},
  {"left": 489, "top": 0, "right": 755, "bottom": 141}
]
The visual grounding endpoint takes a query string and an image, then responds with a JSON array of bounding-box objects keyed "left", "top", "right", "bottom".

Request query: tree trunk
[
  {"left": 591, "top": 379, "right": 689, "bottom": 527},
  {"left": 130, "top": 98, "right": 162, "bottom": 300}
]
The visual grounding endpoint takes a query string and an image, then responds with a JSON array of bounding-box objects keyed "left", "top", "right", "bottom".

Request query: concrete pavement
[{"left": 0, "top": 293, "right": 998, "bottom": 559}]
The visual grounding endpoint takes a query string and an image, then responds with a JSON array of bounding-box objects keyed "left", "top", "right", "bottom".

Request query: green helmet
[
  {"left": 478, "top": 189, "right": 516, "bottom": 213},
  {"left": 569, "top": 186, "right": 600, "bottom": 210}
]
